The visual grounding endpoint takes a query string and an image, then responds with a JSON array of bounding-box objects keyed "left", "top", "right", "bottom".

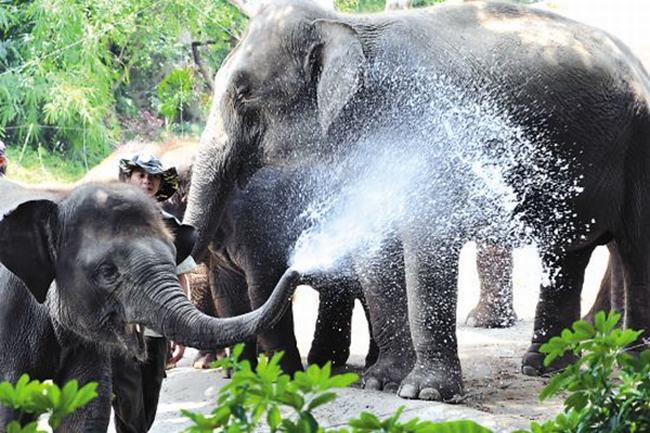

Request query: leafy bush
[
  {"left": 515, "top": 311, "right": 650, "bottom": 433},
  {"left": 186, "top": 311, "right": 650, "bottom": 433},
  {"left": 0, "top": 0, "right": 246, "bottom": 165},
  {"left": 0, "top": 374, "right": 97, "bottom": 432},
  {"left": 1, "top": 312, "right": 648, "bottom": 432},
  {"left": 182, "top": 345, "right": 490, "bottom": 433},
  {"left": 157, "top": 67, "right": 196, "bottom": 127}
]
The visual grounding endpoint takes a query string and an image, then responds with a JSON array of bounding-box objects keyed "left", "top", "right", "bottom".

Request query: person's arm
[{"left": 178, "top": 272, "right": 191, "bottom": 297}]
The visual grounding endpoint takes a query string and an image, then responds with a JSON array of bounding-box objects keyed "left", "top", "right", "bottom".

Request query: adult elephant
[
  {"left": 184, "top": 0, "right": 650, "bottom": 401},
  {"left": 0, "top": 179, "right": 299, "bottom": 431}
]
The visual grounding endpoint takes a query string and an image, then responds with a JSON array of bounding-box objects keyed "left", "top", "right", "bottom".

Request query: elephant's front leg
[
  {"left": 190, "top": 262, "right": 227, "bottom": 369},
  {"left": 355, "top": 238, "right": 415, "bottom": 393},
  {"left": 397, "top": 236, "right": 463, "bottom": 401},
  {"left": 211, "top": 261, "right": 257, "bottom": 370},
  {"left": 54, "top": 346, "right": 111, "bottom": 432},
  {"left": 247, "top": 265, "right": 303, "bottom": 374},
  {"left": 466, "top": 242, "right": 517, "bottom": 328}
]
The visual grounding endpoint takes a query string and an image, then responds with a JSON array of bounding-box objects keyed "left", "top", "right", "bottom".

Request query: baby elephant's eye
[{"left": 95, "top": 263, "right": 119, "bottom": 285}]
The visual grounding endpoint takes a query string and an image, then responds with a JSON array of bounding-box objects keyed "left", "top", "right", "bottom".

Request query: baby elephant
[{"left": 0, "top": 179, "right": 299, "bottom": 432}]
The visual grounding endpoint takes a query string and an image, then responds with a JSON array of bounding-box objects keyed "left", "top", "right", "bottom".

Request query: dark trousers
[{"left": 111, "top": 336, "right": 168, "bottom": 433}]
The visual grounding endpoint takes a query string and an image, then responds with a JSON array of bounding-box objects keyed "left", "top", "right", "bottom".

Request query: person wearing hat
[
  {"left": 0, "top": 139, "right": 7, "bottom": 176},
  {"left": 112, "top": 153, "right": 197, "bottom": 433}
]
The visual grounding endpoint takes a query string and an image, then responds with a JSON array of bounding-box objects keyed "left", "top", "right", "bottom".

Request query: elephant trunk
[
  {"left": 183, "top": 69, "right": 244, "bottom": 260},
  {"left": 147, "top": 268, "right": 300, "bottom": 349}
]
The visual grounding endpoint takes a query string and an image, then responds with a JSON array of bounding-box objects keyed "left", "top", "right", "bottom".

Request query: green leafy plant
[
  {"left": 345, "top": 409, "right": 492, "bottom": 433},
  {"left": 157, "top": 67, "right": 196, "bottom": 127},
  {"left": 0, "top": 374, "right": 97, "bottom": 432},
  {"left": 0, "top": 0, "right": 246, "bottom": 166},
  {"left": 182, "top": 345, "right": 491, "bottom": 433},
  {"left": 516, "top": 311, "right": 650, "bottom": 433}
]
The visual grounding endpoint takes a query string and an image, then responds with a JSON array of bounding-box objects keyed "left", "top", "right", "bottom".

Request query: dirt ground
[{"left": 115, "top": 244, "right": 609, "bottom": 433}]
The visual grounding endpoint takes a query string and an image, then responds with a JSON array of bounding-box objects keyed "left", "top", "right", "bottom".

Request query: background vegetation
[{"left": 1, "top": 0, "right": 245, "bottom": 182}]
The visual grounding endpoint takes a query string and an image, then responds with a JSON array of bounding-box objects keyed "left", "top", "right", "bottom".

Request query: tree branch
[{"left": 191, "top": 41, "right": 216, "bottom": 92}]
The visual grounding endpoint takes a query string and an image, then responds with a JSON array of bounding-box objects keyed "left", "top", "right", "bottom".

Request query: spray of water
[{"left": 288, "top": 70, "right": 584, "bottom": 277}]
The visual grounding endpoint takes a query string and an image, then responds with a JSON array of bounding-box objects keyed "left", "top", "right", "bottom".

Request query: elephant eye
[
  {"left": 94, "top": 263, "right": 120, "bottom": 286},
  {"left": 233, "top": 73, "right": 256, "bottom": 110}
]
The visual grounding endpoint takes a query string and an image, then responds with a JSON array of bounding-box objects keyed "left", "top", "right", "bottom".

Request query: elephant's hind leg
[
  {"left": 522, "top": 246, "right": 594, "bottom": 376},
  {"left": 583, "top": 242, "right": 625, "bottom": 323},
  {"left": 466, "top": 242, "right": 517, "bottom": 328},
  {"left": 308, "top": 284, "right": 355, "bottom": 368}
]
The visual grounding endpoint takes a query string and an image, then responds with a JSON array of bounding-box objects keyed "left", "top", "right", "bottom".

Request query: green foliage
[
  {"left": 157, "top": 67, "right": 196, "bottom": 127},
  {"left": 0, "top": 0, "right": 246, "bottom": 166},
  {"left": 335, "top": 0, "right": 444, "bottom": 13},
  {"left": 182, "top": 344, "right": 492, "bottom": 433},
  {"left": 181, "top": 344, "right": 358, "bottom": 433},
  {"left": 345, "top": 409, "right": 492, "bottom": 433},
  {"left": 186, "top": 312, "right": 650, "bottom": 433},
  {"left": 4, "top": 144, "right": 89, "bottom": 183},
  {"left": 0, "top": 374, "right": 97, "bottom": 432},
  {"left": 515, "top": 311, "right": 650, "bottom": 433}
]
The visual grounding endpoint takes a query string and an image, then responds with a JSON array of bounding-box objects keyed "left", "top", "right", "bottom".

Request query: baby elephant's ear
[
  {"left": 162, "top": 214, "right": 197, "bottom": 265},
  {"left": 0, "top": 199, "right": 58, "bottom": 303}
]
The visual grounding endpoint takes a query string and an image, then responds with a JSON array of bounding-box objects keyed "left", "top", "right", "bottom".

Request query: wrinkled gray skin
[
  {"left": 184, "top": 0, "right": 650, "bottom": 400},
  {"left": 128, "top": 143, "right": 379, "bottom": 371},
  {"left": 207, "top": 165, "right": 379, "bottom": 372},
  {"left": 0, "top": 179, "right": 298, "bottom": 431}
]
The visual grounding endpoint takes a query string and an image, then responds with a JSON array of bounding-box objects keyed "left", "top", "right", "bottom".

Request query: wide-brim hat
[{"left": 118, "top": 153, "right": 180, "bottom": 201}]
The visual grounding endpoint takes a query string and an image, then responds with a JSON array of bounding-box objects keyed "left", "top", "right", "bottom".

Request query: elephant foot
[
  {"left": 308, "top": 347, "right": 350, "bottom": 368},
  {"left": 397, "top": 360, "right": 463, "bottom": 402},
  {"left": 261, "top": 348, "right": 302, "bottom": 374},
  {"left": 521, "top": 343, "right": 576, "bottom": 376},
  {"left": 193, "top": 349, "right": 227, "bottom": 369},
  {"left": 466, "top": 302, "right": 517, "bottom": 328},
  {"left": 362, "top": 355, "right": 413, "bottom": 393}
]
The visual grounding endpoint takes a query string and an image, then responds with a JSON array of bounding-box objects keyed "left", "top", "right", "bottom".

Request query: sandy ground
[{"left": 108, "top": 244, "right": 609, "bottom": 433}]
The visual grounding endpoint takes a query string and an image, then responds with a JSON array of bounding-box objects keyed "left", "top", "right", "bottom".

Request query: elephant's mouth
[{"left": 111, "top": 321, "right": 147, "bottom": 362}]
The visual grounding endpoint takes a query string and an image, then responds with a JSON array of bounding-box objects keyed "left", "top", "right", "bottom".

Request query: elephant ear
[
  {"left": 162, "top": 213, "right": 197, "bottom": 265},
  {"left": 311, "top": 20, "right": 366, "bottom": 134},
  {"left": 0, "top": 180, "right": 59, "bottom": 302}
]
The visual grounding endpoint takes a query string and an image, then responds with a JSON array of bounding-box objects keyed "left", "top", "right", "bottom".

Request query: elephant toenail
[
  {"left": 398, "top": 384, "right": 417, "bottom": 399},
  {"left": 521, "top": 365, "right": 540, "bottom": 376},
  {"left": 419, "top": 387, "right": 441, "bottom": 401},
  {"left": 364, "top": 377, "right": 381, "bottom": 390},
  {"left": 383, "top": 382, "right": 399, "bottom": 393}
]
